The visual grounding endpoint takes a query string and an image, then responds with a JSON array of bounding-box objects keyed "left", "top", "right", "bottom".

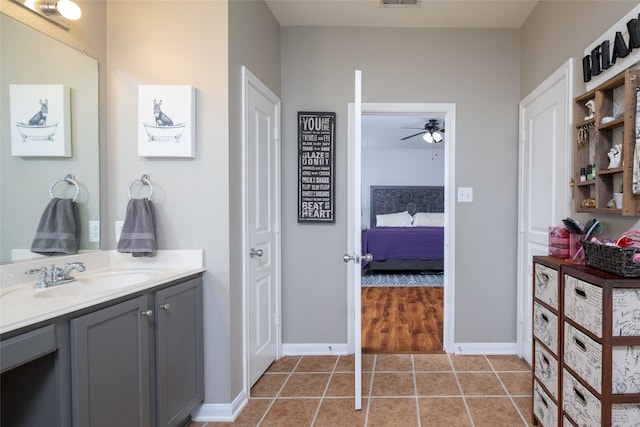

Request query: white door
[
  {"left": 345, "top": 69, "right": 363, "bottom": 410},
  {"left": 517, "top": 60, "right": 573, "bottom": 364},
  {"left": 242, "top": 66, "right": 281, "bottom": 388}
]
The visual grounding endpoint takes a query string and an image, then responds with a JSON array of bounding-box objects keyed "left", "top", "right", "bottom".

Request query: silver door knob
[
  {"left": 343, "top": 253, "right": 356, "bottom": 263},
  {"left": 141, "top": 310, "right": 153, "bottom": 317},
  {"left": 160, "top": 303, "right": 170, "bottom": 310},
  {"left": 343, "top": 253, "right": 373, "bottom": 263},
  {"left": 250, "top": 248, "right": 263, "bottom": 258}
]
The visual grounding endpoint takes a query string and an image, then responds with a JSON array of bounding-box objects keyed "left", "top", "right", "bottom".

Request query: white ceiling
[
  {"left": 265, "top": 0, "right": 539, "bottom": 29},
  {"left": 266, "top": 0, "right": 540, "bottom": 148}
]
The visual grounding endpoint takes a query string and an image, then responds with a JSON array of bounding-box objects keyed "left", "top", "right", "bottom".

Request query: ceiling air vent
[{"left": 381, "top": 0, "right": 420, "bottom": 6}]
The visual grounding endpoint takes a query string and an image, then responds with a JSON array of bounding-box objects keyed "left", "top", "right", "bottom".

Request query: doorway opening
[{"left": 348, "top": 102, "right": 456, "bottom": 355}]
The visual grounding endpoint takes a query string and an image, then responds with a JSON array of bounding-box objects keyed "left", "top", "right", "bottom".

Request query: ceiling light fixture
[{"left": 11, "top": 0, "right": 82, "bottom": 30}]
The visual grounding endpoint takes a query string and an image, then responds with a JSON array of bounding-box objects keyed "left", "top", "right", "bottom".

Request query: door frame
[
  {"left": 241, "top": 66, "right": 282, "bottom": 396},
  {"left": 347, "top": 102, "right": 457, "bottom": 354},
  {"left": 516, "top": 59, "right": 573, "bottom": 362}
]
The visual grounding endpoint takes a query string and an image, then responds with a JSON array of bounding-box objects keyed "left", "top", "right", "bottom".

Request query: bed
[{"left": 362, "top": 185, "right": 444, "bottom": 273}]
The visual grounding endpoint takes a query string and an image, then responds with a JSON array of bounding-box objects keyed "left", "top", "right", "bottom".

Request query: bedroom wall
[
  {"left": 361, "top": 147, "right": 445, "bottom": 229},
  {"left": 280, "top": 27, "right": 521, "bottom": 346},
  {"left": 520, "top": 1, "right": 640, "bottom": 238}
]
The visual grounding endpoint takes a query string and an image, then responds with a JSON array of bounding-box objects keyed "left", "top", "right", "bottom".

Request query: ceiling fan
[{"left": 401, "top": 119, "right": 445, "bottom": 143}]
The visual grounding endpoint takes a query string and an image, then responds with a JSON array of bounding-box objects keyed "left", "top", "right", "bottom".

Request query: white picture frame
[
  {"left": 9, "top": 84, "right": 71, "bottom": 157},
  {"left": 138, "top": 85, "right": 196, "bottom": 158}
]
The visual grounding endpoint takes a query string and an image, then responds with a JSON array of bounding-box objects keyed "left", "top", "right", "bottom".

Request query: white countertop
[{"left": 0, "top": 250, "right": 204, "bottom": 335}]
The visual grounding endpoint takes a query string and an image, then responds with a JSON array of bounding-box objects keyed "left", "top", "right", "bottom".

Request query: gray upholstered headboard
[{"left": 370, "top": 185, "right": 444, "bottom": 227}]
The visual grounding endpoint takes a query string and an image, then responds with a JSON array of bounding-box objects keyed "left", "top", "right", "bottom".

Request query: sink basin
[{"left": 34, "top": 270, "right": 156, "bottom": 299}]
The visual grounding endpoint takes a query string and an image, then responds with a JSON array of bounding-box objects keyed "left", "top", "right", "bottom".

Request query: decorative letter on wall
[
  {"left": 298, "top": 111, "right": 336, "bottom": 223},
  {"left": 9, "top": 84, "right": 71, "bottom": 157},
  {"left": 138, "top": 85, "right": 196, "bottom": 158}
]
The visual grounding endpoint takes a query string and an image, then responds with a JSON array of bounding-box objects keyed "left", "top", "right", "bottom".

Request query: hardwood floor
[{"left": 361, "top": 286, "right": 444, "bottom": 354}]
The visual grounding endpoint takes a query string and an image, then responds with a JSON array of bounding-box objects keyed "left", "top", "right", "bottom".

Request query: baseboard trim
[
  {"left": 282, "top": 343, "right": 349, "bottom": 356},
  {"left": 453, "top": 342, "right": 519, "bottom": 355},
  {"left": 191, "top": 390, "right": 247, "bottom": 423}
]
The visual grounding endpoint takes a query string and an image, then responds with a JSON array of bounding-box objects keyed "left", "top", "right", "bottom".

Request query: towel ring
[
  {"left": 49, "top": 174, "right": 80, "bottom": 202},
  {"left": 128, "top": 174, "right": 153, "bottom": 201}
]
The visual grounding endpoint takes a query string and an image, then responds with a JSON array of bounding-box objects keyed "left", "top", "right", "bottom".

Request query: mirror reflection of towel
[
  {"left": 31, "top": 198, "right": 80, "bottom": 256},
  {"left": 117, "top": 198, "right": 156, "bottom": 257}
]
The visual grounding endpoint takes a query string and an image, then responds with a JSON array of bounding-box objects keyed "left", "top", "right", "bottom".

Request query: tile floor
[{"left": 191, "top": 353, "right": 534, "bottom": 427}]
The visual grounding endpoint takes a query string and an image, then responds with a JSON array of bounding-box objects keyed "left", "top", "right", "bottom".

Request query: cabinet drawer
[
  {"left": 564, "top": 275, "right": 603, "bottom": 338},
  {"left": 613, "top": 346, "right": 640, "bottom": 394},
  {"left": 534, "top": 263, "right": 558, "bottom": 309},
  {"left": 612, "top": 403, "right": 640, "bottom": 426},
  {"left": 563, "top": 369, "right": 601, "bottom": 425},
  {"left": 564, "top": 323, "right": 602, "bottom": 393},
  {"left": 534, "top": 302, "right": 558, "bottom": 354},
  {"left": 612, "top": 288, "right": 640, "bottom": 336},
  {"left": 0, "top": 324, "right": 56, "bottom": 373},
  {"left": 534, "top": 341, "right": 558, "bottom": 399},
  {"left": 533, "top": 380, "right": 557, "bottom": 427}
]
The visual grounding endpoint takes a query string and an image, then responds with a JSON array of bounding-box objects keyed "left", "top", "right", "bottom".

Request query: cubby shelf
[{"left": 573, "top": 68, "right": 640, "bottom": 216}]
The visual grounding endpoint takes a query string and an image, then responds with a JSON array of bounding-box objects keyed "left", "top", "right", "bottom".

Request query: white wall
[{"left": 361, "top": 147, "right": 444, "bottom": 228}]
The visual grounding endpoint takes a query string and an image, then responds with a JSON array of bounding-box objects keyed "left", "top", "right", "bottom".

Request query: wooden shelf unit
[{"left": 573, "top": 68, "right": 640, "bottom": 216}]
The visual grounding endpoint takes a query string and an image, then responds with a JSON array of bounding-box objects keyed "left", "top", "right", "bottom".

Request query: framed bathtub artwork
[
  {"left": 138, "top": 85, "right": 196, "bottom": 158},
  {"left": 9, "top": 84, "right": 71, "bottom": 157}
]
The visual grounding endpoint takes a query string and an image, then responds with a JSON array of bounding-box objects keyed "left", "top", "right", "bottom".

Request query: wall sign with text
[{"left": 298, "top": 112, "right": 336, "bottom": 223}]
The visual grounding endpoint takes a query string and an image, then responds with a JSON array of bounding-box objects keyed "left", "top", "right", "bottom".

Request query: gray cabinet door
[
  {"left": 155, "top": 277, "right": 203, "bottom": 427},
  {"left": 71, "top": 295, "right": 152, "bottom": 427}
]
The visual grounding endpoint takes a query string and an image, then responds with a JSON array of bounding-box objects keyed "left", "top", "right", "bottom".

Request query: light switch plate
[
  {"left": 89, "top": 221, "right": 100, "bottom": 242},
  {"left": 115, "top": 221, "right": 124, "bottom": 242},
  {"left": 457, "top": 187, "right": 473, "bottom": 202}
]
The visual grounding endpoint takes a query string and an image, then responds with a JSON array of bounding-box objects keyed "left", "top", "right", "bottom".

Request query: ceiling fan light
[
  {"left": 433, "top": 131, "right": 443, "bottom": 143},
  {"left": 423, "top": 132, "right": 434, "bottom": 143}
]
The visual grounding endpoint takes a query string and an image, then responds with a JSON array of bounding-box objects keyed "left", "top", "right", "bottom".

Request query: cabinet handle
[
  {"left": 541, "top": 355, "right": 550, "bottom": 365},
  {"left": 160, "top": 303, "right": 170, "bottom": 310},
  {"left": 141, "top": 309, "right": 153, "bottom": 317},
  {"left": 573, "top": 387, "right": 587, "bottom": 406},
  {"left": 574, "top": 337, "right": 587, "bottom": 351},
  {"left": 540, "top": 313, "right": 549, "bottom": 323},
  {"left": 574, "top": 287, "right": 587, "bottom": 298},
  {"left": 537, "top": 391, "right": 548, "bottom": 408}
]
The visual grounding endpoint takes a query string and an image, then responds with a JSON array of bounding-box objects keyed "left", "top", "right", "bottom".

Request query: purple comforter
[{"left": 361, "top": 227, "right": 444, "bottom": 261}]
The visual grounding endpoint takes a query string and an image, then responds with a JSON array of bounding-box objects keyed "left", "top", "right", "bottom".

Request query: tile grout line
[
  {"left": 411, "top": 355, "right": 423, "bottom": 427},
  {"left": 363, "top": 354, "right": 376, "bottom": 426},
  {"left": 309, "top": 356, "right": 341, "bottom": 426},
  {"left": 256, "top": 356, "right": 303, "bottom": 426},
  {"left": 486, "top": 356, "right": 530, "bottom": 426},
  {"left": 449, "top": 354, "right": 476, "bottom": 427}
]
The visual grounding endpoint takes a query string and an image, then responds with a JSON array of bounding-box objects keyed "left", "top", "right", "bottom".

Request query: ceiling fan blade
[{"left": 400, "top": 131, "right": 425, "bottom": 140}]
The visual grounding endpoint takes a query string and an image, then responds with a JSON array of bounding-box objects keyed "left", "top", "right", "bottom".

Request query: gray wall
[
  {"left": 520, "top": 0, "right": 639, "bottom": 237},
  {"left": 105, "top": 0, "right": 231, "bottom": 404},
  {"left": 228, "top": 0, "right": 281, "bottom": 402},
  {"left": 280, "top": 27, "right": 521, "bottom": 344}
]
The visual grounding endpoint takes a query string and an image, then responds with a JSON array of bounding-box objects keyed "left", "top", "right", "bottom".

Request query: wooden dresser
[{"left": 532, "top": 256, "right": 640, "bottom": 426}]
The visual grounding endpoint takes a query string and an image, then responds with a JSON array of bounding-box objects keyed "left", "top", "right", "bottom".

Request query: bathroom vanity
[{"left": 0, "top": 250, "right": 204, "bottom": 427}]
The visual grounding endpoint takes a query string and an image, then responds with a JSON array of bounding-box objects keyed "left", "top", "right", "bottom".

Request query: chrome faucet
[{"left": 26, "top": 262, "right": 86, "bottom": 288}]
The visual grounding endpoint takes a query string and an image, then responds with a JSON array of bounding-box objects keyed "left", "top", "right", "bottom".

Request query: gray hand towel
[
  {"left": 31, "top": 198, "right": 80, "bottom": 256},
  {"left": 117, "top": 198, "right": 157, "bottom": 257}
]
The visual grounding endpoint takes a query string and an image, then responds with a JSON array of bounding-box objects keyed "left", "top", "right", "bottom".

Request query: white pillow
[
  {"left": 412, "top": 212, "right": 444, "bottom": 227},
  {"left": 376, "top": 211, "right": 413, "bottom": 227}
]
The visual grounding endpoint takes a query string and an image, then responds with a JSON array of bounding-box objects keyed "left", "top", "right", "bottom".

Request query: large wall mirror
[{"left": 1, "top": 13, "right": 100, "bottom": 263}]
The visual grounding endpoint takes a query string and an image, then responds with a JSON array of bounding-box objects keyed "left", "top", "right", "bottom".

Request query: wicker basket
[{"left": 581, "top": 241, "right": 640, "bottom": 277}]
